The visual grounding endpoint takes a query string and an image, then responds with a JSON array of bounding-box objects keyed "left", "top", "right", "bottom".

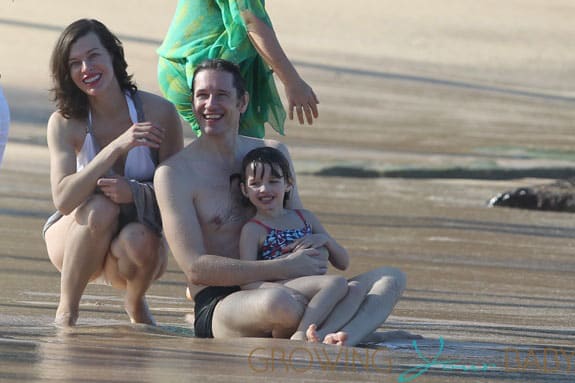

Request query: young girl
[
  {"left": 239, "top": 146, "right": 354, "bottom": 343},
  {"left": 43, "top": 19, "right": 183, "bottom": 326}
]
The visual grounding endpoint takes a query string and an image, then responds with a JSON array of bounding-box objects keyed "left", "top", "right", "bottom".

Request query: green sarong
[{"left": 157, "top": 0, "right": 286, "bottom": 138}]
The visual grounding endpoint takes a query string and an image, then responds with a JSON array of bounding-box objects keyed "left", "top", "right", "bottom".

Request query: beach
[{"left": 1, "top": 1, "right": 574, "bottom": 382}]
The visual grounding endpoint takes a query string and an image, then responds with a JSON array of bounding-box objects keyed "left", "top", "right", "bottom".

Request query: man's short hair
[{"left": 191, "top": 59, "right": 246, "bottom": 98}]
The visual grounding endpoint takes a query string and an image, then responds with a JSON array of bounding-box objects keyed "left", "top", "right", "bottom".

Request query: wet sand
[{"left": 1, "top": 1, "right": 575, "bottom": 382}]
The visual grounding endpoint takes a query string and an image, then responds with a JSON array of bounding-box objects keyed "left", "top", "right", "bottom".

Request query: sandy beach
[{"left": 1, "top": 1, "right": 575, "bottom": 382}]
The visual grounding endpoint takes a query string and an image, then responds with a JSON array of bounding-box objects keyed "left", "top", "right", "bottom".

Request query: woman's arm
[
  {"left": 47, "top": 112, "right": 122, "bottom": 214},
  {"left": 48, "top": 109, "right": 168, "bottom": 214},
  {"left": 240, "top": 10, "right": 319, "bottom": 125}
]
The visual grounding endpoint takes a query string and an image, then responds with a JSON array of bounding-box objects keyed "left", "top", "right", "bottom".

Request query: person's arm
[
  {"left": 154, "top": 160, "right": 328, "bottom": 287},
  {"left": 238, "top": 222, "right": 267, "bottom": 289},
  {"left": 48, "top": 112, "right": 166, "bottom": 214},
  {"left": 47, "top": 112, "right": 120, "bottom": 214},
  {"left": 240, "top": 9, "right": 319, "bottom": 125},
  {"left": 97, "top": 93, "right": 184, "bottom": 206}
]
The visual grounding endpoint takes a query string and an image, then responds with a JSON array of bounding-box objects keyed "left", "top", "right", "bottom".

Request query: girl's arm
[{"left": 239, "top": 222, "right": 279, "bottom": 289}]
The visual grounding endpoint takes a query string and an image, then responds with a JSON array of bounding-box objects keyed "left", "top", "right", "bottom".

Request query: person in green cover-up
[{"left": 157, "top": 0, "right": 319, "bottom": 138}]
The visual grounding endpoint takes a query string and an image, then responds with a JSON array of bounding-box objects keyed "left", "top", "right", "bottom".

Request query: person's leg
[
  {"left": 280, "top": 275, "right": 348, "bottom": 341},
  {"left": 44, "top": 195, "right": 120, "bottom": 326},
  {"left": 211, "top": 287, "right": 305, "bottom": 338},
  {"left": 317, "top": 266, "right": 406, "bottom": 346},
  {"left": 107, "top": 222, "right": 167, "bottom": 325}
]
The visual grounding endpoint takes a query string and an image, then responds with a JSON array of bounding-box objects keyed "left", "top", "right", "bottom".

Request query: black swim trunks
[{"left": 194, "top": 285, "right": 241, "bottom": 338}]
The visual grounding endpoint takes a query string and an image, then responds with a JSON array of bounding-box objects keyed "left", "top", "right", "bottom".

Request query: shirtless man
[{"left": 155, "top": 59, "right": 405, "bottom": 346}]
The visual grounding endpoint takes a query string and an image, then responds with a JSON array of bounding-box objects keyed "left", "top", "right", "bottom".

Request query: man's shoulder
[
  {"left": 239, "top": 135, "right": 286, "bottom": 152},
  {"left": 156, "top": 145, "right": 199, "bottom": 182}
]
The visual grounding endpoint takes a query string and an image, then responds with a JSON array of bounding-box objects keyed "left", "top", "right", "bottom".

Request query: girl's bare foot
[
  {"left": 305, "top": 324, "right": 321, "bottom": 343},
  {"left": 322, "top": 331, "right": 348, "bottom": 345}
]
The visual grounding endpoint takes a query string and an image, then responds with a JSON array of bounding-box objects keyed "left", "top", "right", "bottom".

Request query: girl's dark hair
[
  {"left": 50, "top": 18, "right": 137, "bottom": 119},
  {"left": 240, "top": 146, "right": 293, "bottom": 206},
  {"left": 191, "top": 59, "right": 246, "bottom": 98}
]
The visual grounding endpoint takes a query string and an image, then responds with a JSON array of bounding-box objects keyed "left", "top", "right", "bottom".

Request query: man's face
[{"left": 192, "top": 69, "right": 248, "bottom": 136}]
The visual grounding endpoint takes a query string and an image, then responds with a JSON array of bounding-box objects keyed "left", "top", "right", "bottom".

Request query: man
[{"left": 155, "top": 59, "right": 405, "bottom": 345}]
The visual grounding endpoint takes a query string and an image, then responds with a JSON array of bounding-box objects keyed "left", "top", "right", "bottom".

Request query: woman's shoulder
[
  {"left": 47, "top": 110, "right": 85, "bottom": 133},
  {"left": 46, "top": 110, "right": 86, "bottom": 149},
  {"left": 137, "top": 90, "right": 176, "bottom": 113}
]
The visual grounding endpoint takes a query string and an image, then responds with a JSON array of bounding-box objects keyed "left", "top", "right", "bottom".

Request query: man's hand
[
  {"left": 284, "top": 247, "right": 329, "bottom": 277},
  {"left": 283, "top": 234, "right": 329, "bottom": 252}
]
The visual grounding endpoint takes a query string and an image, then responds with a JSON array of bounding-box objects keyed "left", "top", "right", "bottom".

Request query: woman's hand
[
  {"left": 97, "top": 176, "right": 133, "bottom": 204},
  {"left": 284, "top": 77, "right": 319, "bottom": 125},
  {"left": 113, "top": 122, "right": 165, "bottom": 153}
]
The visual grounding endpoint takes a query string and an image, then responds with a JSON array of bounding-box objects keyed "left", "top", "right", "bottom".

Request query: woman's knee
[
  {"left": 114, "top": 223, "right": 160, "bottom": 266},
  {"left": 76, "top": 195, "right": 119, "bottom": 235}
]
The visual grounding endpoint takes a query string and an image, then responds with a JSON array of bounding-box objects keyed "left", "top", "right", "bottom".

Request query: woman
[
  {"left": 157, "top": 0, "right": 319, "bottom": 138},
  {"left": 43, "top": 19, "right": 183, "bottom": 326}
]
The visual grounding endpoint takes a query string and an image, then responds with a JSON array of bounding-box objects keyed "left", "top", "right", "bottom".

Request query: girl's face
[
  {"left": 241, "top": 161, "right": 292, "bottom": 213},
  {"left": 68, "top": 32, "right": 115, "bottom": 96}
]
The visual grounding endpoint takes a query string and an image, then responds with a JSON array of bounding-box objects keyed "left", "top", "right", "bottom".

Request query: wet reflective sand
[{"left": 1, "top": 1, "right": 575, "bottom": 382}]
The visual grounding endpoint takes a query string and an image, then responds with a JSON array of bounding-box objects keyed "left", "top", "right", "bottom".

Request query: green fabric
[{"left": 157, "top": 0, "right": 285, "bottom": 138}]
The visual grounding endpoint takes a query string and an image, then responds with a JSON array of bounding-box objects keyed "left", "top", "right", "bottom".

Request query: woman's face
[{"left": 67, "top": 32, "right": 115, "bottom": 96}]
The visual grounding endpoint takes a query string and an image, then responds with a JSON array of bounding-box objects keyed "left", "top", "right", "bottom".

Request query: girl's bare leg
[
  {"left": 311, "top": 280, "right": 368, "bottom": 343},
  {"left": 333, "top": 267, "right": 406, "bottom": 347}
]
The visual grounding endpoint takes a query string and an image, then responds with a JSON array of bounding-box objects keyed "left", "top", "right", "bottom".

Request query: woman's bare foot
[
  {"left": 125, "top": 297, "right": 156, "bottom": 326},
  {"left": 54, "top": 306, "right": 78, "bottom": 327}
]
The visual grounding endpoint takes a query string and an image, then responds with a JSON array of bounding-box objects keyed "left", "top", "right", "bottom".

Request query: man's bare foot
[
  {"left": 125, "top": 297, "right": 156, "bottom": 326},
  {"left": 305, "top": 324, "right": 321, "bottom": 343},
  {"left": 54, "top": 308, "right": 78, "bottom": 327},
  {"left": 322, "top": 331, "right": 348, "bottom": 346},
  {"left": 185, "top": 287, "right": 192, "bottom": 301}
]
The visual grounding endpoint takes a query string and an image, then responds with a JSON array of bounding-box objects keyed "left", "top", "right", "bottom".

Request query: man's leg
[{"left": 211, "top": 287, "right": 305, "bottom": 338}]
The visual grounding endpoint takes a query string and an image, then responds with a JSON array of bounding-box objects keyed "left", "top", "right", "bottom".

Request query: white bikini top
[{"left": 77, "top": 92, "right": 156, "bottom": 181}]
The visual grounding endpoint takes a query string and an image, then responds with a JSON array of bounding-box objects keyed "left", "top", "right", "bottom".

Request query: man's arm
[{"left": 154, "top": 160, "right": 327, "bottom": 286}]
